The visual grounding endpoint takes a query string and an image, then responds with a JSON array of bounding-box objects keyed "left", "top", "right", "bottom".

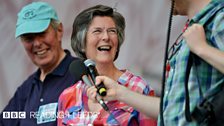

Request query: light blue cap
[{"left": 15, "top": 2, "right": 59, "bottom": 38}]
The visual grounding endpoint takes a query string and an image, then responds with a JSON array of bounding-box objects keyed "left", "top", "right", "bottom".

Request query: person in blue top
[
  {"left": 0, "top": 2, "right": 78, "bottom": 126},
  {"left": 88, "top": 0, "right": 224, "bottom": 125}
]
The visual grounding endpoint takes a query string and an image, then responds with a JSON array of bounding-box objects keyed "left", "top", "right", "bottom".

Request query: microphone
[
  {"left": 84, "top": 59, "right": 107, "bottom": 97},
  {"left": 69, "top": 59, "right": 109, "bottom": 111}
]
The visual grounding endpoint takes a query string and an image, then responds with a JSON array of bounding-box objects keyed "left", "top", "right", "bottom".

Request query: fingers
[
  {"left": 95, "top": 76, "right": 107, "bottom": 86},
  {"left": 183, "top": 24, "right": 204, "bottom": 36},
  {"left": 86, "top": 86, "right": 97, "bottom": 102},
  {"left": 101, "top": 91, "right": 116, "bottom": 101},
  {"left": 188, "top": 24, "right": 205, "bottom": 42},
  {"left": 183, "top": 23, "right": 207, "bottom": 54},
  {"left": 95, "top": 76, "right": 117, "bottom": 88}
]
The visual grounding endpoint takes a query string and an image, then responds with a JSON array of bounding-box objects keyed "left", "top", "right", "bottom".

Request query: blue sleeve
[{"left": 0, "top": 81, "right": 31, "bottom": 126}]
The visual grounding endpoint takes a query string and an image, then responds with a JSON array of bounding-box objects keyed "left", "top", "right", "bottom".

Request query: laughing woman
[{"left": 58, "top": 5, "right": 156, "bottom": 126}]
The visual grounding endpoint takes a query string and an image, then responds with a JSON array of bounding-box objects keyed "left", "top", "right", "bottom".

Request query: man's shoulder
[{"left": 18, "top": 71, "right": 38, "bottom": 91}]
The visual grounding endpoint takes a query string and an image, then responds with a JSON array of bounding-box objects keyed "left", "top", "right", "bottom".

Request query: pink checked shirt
[{"left": 58, "top": 70, "right": 157, "bottom": 126}]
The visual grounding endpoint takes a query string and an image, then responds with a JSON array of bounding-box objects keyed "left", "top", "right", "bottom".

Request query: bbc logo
[{"left": 3, "top": 111, "right": 26, "bottom": 119}]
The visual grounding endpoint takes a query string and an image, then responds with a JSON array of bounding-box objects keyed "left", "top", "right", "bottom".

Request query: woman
[{"left": 58, "top": 5, "right": 156, "bottom": 126}]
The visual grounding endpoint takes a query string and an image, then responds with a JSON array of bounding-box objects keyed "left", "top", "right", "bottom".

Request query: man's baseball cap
[{"left": 15, "top": 2, "right": 59, "bottom": 38}]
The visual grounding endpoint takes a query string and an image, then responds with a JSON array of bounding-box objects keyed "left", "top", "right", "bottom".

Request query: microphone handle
[
  {"left": 82, "top": 75, "right": 92, "bottom": 86},
  {"left": 88, "top": 65, "right": 98, "bottom": 83},
  {"left": 82, "top": 75, "right": 109, "bottom": 111},
  {"left": 88, "top": 66, "right": 107, "bottom": 96},
  {"left": 97, "top": 83, "right": 107, "bottom": 96}
]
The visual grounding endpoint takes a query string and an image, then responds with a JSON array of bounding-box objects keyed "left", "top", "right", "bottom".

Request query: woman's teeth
[{"left": 98, "top": 46, "right": 111, "bottom": 51}]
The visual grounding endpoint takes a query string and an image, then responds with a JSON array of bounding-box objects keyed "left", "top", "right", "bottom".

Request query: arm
[
  {"left": 183, "top": 24, "right": 224, "bottom": 74},
  {"left": 0, "top": 85, "right": 28, "bottom": 126},
  {"left": 87, "top": 76, "right": 160, "bottom": 119}
]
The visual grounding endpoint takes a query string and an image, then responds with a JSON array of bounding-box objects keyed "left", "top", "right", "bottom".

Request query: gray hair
[
  {"left": 71, "top": 4, "right": 125, "bottom": 61},
  {"left": 50, "top": 19, "right": 60, "bottom": 31}
]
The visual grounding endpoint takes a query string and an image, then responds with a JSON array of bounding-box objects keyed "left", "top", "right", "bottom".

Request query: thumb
[{"left": 95, "top": 76, "right": 115, "bottom": 88}]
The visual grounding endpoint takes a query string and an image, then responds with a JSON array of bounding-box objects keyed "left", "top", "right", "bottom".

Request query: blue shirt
[
  {"left": 159, "top": 0, "right": 224, "bottom": 125},
  {"left": 0, "top": 50, "right": 79, "bottom": 126}
]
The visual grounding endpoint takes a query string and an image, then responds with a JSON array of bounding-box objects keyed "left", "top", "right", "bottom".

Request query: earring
[{"left": 81, "top": 48, "right": 85, "bottom": 53}]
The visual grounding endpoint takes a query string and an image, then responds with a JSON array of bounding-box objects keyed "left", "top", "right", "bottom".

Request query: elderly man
[{"left": 0, "top": 2, "right": 78, "bottom": 126}]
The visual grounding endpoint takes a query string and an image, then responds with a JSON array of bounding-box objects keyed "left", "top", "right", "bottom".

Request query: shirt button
[{"left": 40, "top": 98, "right": 44, "bottom": 102}]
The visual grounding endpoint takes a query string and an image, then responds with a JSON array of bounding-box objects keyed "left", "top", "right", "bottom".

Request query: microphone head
[
  {"left": 84, "top": 59, "right": 96, "bottom": 67},
  {"left": 83, "top": 59, "right": 107, "bottom": 96},
  {"left": 69, "top": 59, "right": 88, "bottom": 80}
]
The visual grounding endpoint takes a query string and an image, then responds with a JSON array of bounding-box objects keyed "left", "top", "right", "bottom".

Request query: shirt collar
[
  {"left": 190, "top": 0, "right": 224, "bottom": 26},
  {"left": 50, "top": 50, "right": 73, "bottom": 76},
  {"left": 33, "top": 50, "right": 76, "bottom": 81},
  {"left": 117, "top": 70, "right": 134, "bottom": 85}
]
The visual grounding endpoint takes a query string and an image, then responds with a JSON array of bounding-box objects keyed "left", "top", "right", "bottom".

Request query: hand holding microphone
[
  {"left": 69, "top": 59, "right": 109, "bottom": 111},
  {"left": 87, "top": 75, "right": 124, "bottom": 102},
  {"left": 84, "top": 59, "right": 107, "bottom": 96}
]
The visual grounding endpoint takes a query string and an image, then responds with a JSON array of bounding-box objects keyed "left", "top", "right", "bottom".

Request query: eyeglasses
[
  {"left": 167, "top": 33, "right": 183, "bottom": 60},
  {"left": 88, "top": 27, "right": 118, "bottom": 37}
]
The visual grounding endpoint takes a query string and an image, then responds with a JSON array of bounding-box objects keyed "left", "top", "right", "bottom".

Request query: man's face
[{"left": 20, "top": 24, "right": 63, "bottom": 70}]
